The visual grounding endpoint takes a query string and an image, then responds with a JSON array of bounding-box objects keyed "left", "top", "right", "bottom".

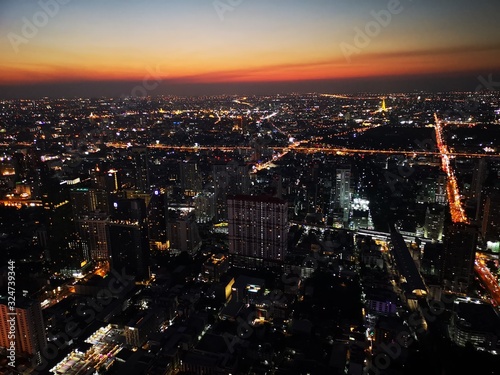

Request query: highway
[
  {"left": 108, "top": 142, "right": 500, "bottom": 159},
  {"left": 475, "top": 255, "right": 500, "bottom": 306},
  {"left": 434, "top": 113, "right": 469, "bottom": 223}
]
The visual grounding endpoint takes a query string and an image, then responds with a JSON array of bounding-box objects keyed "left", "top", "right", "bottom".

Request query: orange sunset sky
[{"left": 1, "top": 0, "right": 500, "bottom": 97}]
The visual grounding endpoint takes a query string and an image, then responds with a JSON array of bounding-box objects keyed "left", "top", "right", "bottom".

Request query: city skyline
[
  {"left": 1, "top": 2, "right": 500, "bottom": 373},
  {"left": 1, "top": 0, "right": 500, "bottom": 98},
  {"left": 0, "top": 90, "right": 499, "bottom": 374}
]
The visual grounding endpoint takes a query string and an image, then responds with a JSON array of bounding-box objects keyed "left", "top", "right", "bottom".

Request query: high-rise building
[
  {"left": 333, "top": 168, "right": 351, "bottom": 222},
  {"left": 423, "top": 205, "right": 445, "bottom": 241},
  {"left": 77, "top": 214, "right": 109, "bottom": 260},
  {"left": 0, "top": 297, "right": 47, "bottom": 364},
  {"left": 470, "top": 159, "right": 487, "bottom": 202},
  {"left": 167, "top": 212, "right": 201, "bottom": 256},
  {"left": 228, "top": 195, "right": 288, "bottom": 263},
  {"left": 147, "top": 192, "right": 169, "bottom": 251},
  {"left": 468, "top": 159, "right": 487, "bottom": 221},
  {"left": 71, "top": 188, "right": 110, "bottom": 262},
  {"left": 132, "top": 147, "right": 150, "bottom": 192},
  {"left": 70, "top": 188, "right": 109, "bottom": 216},
  {"left": 93, "top": 168, "right": 121, "bottom": 192},
  {"left": 441, "top": 223, "right": 478, "bottom": 291},
  {"left": 482, "top": 192, "right": 500, "bottom": 252},
  {"left": 213, "top": 163, "right": 250, "bottom": 222},
  {"left": 180, "top": 161, "right": 202, "bottom": 196},
  {"left": 435, "top": 172, "right": 447, "bottom": 205},
  {"left": 107, "top": 199, "right": 150, "bottom": 281},
  {"left": 193, "top": 191, "right": 215, "bottom": 223}
]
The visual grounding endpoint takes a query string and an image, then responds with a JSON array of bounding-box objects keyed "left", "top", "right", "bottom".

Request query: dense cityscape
[
  {"left": 2, "top": 0, "right": 500, "bottom": 374},
  {"left": 0, "top": 91, "right": 499, "bottom": 374}
]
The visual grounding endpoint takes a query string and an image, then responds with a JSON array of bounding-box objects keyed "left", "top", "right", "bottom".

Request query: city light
[{"left": 434, "top": 113, "right": 469, "bottom": 224}]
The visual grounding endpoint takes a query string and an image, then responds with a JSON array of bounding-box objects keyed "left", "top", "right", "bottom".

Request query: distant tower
[
  {"left": 147, "top": 192, "right": 169, "bottom": 251},
  {"left": 381, "top": 98, "right": 387, "bottom": 112},
  {"left": 180, "top": 161, "right": 202, "bottom": 196},
  {"left": 470, "top": 159, "right": 487, "bottom": 221},
  {"left": 333, "top": 168, "right": 351, "bottom": 223},
  {"left": 132, "top": 147, "right": 150, "bottom": 192},
  {"left": 470, "top": 159, "right": 487, "bottom": 201}
]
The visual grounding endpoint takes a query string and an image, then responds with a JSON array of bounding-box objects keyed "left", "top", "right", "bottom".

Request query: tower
[
  {"left": 180, "top": 160, "right": 202, "bottom": 196},
  {"left": 471, "top": 159, "right": 487, "bottom": 221},
  {"left": 333, "top": 168, "right": 351, "bottom": 223},
  {"left": 132, "top": 147, "right": 150, "bottom": 193},
  {"left": 147, "top": 191, "right": 169, "bottom": 251}
]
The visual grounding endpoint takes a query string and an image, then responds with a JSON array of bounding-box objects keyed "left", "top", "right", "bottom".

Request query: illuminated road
[
  {"left": 111, "top": 143, "right": 499, "bottom": 159},
  {"left": 233, "top": 99, "right": 252, "bottom": 107},
  {"left": 252, "top": 140, "right": 307, "bottom": 173},
  {"left": 434, "top": 113, "right": 469, "bottom": 223},
  {"left": 106, "top": 140, "right": 500, "bottom": 179},
  {"left": 475, "top": 255, "right": 500, "bottom": 306}
]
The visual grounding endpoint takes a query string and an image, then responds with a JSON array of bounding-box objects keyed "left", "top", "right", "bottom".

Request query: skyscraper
[
  {"left": 93, "top": 168, "right": 121, "bottom": 192},
  {"left": 0, "top": 297, "right": 47, "bottom": 364},
  {"left": 107, "top": 198, "right": 150, "bottom": 281},
  {"left": 470, "top": 158, "right": 487, "bottom": 221},
  {"left": 423, "top": 205, "right": 445, "bottom": 241},
  {"left": 193, "top": 191, "right": 215, "bottom": 223},
  {"left": 441, "top": 223, "right": 478, "bottom": 292},
  {"left": 77, "top": 214, "right": 109, "bottom": 260},
  {"left": 70, "top": 188, "right": 110, "bottom": 262},
  {"left": 435, "top": 172, "right": 447, "bottom": 205},
  {"left": 147, "top": 191, "right": 169, "bottom": 251},
  {"left": 132, "top": 147, "right": 150, "bottom": 192},
  {"left": 180, "top": 160, "right": 202, "bottom": 196},
  {"left": 70, "top": 188, "right": 109, "bottom": 217},
  {"left": 228, "top": 195, "right": 288, "bottom": 264},
  {"left": 470, "top": 158, "right": 487, "bottom": 202},
  {"left": 167, "top": 212, "right": 202, "bottom": 256},
  {"left": 333, "top": 168, "right": 351, "bottom": 222},
  {"left": 213, "top": 163, "right": 250, "bottom": 222}
]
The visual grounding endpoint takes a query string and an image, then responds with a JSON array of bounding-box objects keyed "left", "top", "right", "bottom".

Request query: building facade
[{"left": 228, "top": 195, "right": 288, "bottom": 263}]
